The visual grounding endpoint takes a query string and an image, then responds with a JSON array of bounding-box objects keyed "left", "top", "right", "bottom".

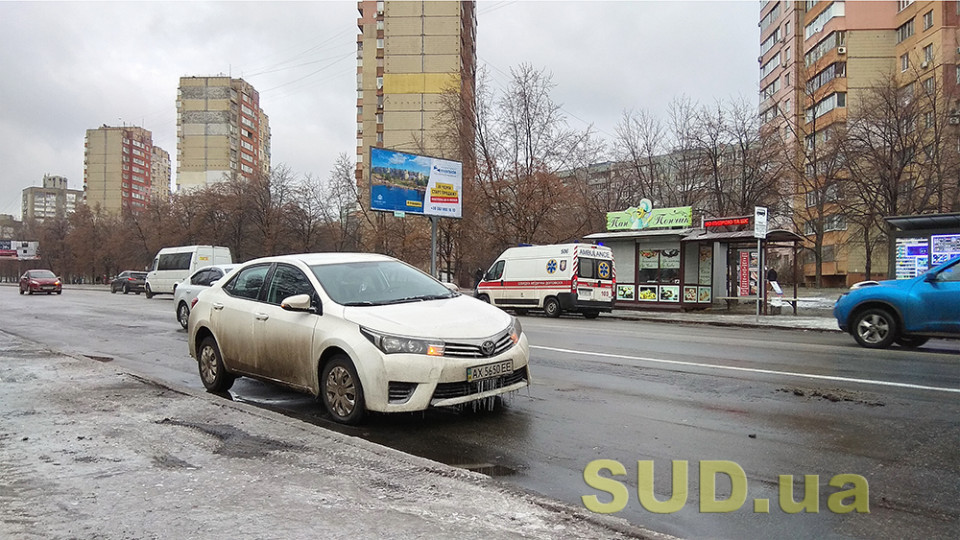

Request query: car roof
[{"left": 241, "top": 252, "right": 396, "bottom": 267}]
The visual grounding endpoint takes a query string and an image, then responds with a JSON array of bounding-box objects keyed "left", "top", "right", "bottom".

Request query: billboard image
[
  {"left": 369, "top": 147, "right": 462, "bottom": 218},
  {"left": 0, "top": 240, "right": 39, "bottom": 260}
]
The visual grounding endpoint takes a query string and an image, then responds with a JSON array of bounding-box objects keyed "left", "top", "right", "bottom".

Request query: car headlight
[
  {"left": 360, "top": 327, "right": 445, "bottom": 356},
  {"left": 509, "top": 317, "right": 522, "bottom": 345}
]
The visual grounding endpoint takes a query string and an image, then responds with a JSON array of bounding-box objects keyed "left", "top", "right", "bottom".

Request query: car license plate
[{"left": 466, "top": 359, "right": 513, "bottom": 382}]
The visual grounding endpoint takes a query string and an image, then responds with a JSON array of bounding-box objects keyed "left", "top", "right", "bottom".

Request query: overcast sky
[{"left": 0, "top": 1, "right": 759, "bottom": 219}]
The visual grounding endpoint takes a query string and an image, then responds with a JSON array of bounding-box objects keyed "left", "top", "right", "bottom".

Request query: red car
[{"left": 19, "top": 269, "right": 62, "bottom": 295}]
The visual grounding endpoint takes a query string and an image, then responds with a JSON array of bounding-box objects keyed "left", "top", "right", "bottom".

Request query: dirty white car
[
  {"left": 188, "top": 253, "right": 530, "bottom": 424},
  {"left": 173, "top": 264, "right": 238, "bottom": 328}
]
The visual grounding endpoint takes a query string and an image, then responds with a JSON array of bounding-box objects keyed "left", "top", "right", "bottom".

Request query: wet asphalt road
[{"left": 2, "top": 286, "right": 958, "bottom": 539}]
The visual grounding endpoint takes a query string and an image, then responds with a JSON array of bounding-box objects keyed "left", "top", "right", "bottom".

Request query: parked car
[
  {"left": 110, "top": 271, "right": 147, "bottom": 294},
  {"left": 173, "top": 264, "right": 238, "bottom": 329},
  {"left": 19, "top": 269, "right": 62, "bottom": 295},
  {"left": 833, "top": 255, "right": 960, "bottom": 349},
  {"left": 188, "top": 253, "right": 530, "bottom": 424}
]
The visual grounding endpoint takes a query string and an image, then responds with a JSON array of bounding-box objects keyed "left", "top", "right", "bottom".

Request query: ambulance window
[
  {"left": 578, "top": 258, "right": 596, "bottom": 278},
  {"left": 485, "top": 260, "right": 505, "bottom": 281}
]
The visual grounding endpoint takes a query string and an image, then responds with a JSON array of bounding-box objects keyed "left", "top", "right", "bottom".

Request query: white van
[
  {"left": 476, "top": 243, "right": 615, "bottom": 318},
  {"left": 145, "top": 245, "right": 233, "bottom": 298}
]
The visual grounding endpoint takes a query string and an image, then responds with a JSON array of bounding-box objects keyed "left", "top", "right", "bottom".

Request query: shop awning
[
  {"left": 681, "top": 229, "right": 804, "bottom": 244},
  {"left": 884, "top": 212, "right": 960, "bottom": 231}
]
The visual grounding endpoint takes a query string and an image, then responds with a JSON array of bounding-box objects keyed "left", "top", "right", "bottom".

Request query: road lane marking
[{"left": 532, "top": 345, "right": 960, "bottom": 394}]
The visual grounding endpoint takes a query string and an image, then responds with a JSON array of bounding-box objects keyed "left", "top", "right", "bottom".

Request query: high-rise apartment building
[
  {"left": 21, "top": 174, "right": 83, "bottom": 222},
  {"left": 176, "top": 76, "right": 271, "bottom": 192},
  {"left": 84, "top": 126, "right": 154, "bottom": 215},
  {"left": 151, "top": 146, "right": 172, "bottom": 203},
  {"left": 354, "top": 0, "right": 476, "bottom": 201},
  {"left": 759, "top": 0, "right": 956, "bottom": 286}
]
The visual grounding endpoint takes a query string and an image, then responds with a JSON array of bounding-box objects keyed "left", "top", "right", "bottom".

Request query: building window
[
  {"left": 805, "top": 2, "right": 845, "bottom": 40},
  {"left": 898, "top": 0, "right": 913, "bottom": 11},
  {"left": 376, "top": 38, "right": 383, "bottom": 49},
  {"left": 376, "top": 20, "right": 383, "bottom": 31},
  {"left": 824, "top": 214, "right": 847, "bottom": 232},
  {"left": 901, "top": 53, "right": 910, "bottom": 72},
  {"left": 376, "top": 76, "right": 383, "bottom": 89},
  {"left": 376, "top": 132, "right": 383, "bottom": 143},
  {"left": 923, "top": 44, "right": 933, "bottom": 63},
  {"left": 897, "top": 19, "right": 915, "bottom": 43},
  {"left": 376, "top": 113, "right": 383, "bottom": 124},
  {"left": 923, "top": 77, "right": 935, "bottom": 93},
  {"left": 923, "top": 10, "right": 933, "bottom": 30}
]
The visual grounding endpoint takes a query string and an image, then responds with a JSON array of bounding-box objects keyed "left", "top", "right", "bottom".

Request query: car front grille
[
  {"left": 432, "top": 366, "right": 528, "bottom": 401},
  {"left": 444, "top": 330, "right": 515, "bottom": 358}
]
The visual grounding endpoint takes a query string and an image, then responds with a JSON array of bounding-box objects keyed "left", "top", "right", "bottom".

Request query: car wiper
[{"left": 342, "top": 300, "right": 378, "bottom": 306}]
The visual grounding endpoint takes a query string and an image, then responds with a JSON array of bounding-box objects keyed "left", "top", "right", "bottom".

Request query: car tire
[
  {"left": 197, "top": 336, "right": 235, "bottom": 392},
  {"left": 583, "top": 310, "right": 600, "bottom": 319},
  {"left": 177, "top": 302, "right": 191, "bottom": 329},
  {"left": 852, "top": 308, "right": 897, "bottom": 349},
  {"left": 544, "top": 297, "right": 561, "bottom": 318},
  {"left": 477, "top": 294, "right": 490, "bottom": 304},
  {"left": 111, "top": 286, "right": 117, "bottom": 294},
  {"left": 123, "top": 284, "right": 129, "bottom": 294},
  {"left": 145, "top": 284, "right": 154, "bottom": 299},
  {"left": 56, "top": 291, "right": 61, "bottom": 295},
  {"left": 27, "top": 289, "right": 33, "bottom": 295},
  {"left": 514, "top": 308, "right": 528, "bottom": 316},
  {"left": 321, "top": 355, "right": 365, "bottom": 425},
  {"left": 19, "top": 288, "right": 24, "bottom": 295},
  {"left": 895, "top": 335, "right": 929, "bottom": 349}
]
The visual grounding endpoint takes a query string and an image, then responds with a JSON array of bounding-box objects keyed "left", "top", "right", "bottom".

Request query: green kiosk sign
[{"left": 606, "top": 199, "right": 693, "bottom": 231}]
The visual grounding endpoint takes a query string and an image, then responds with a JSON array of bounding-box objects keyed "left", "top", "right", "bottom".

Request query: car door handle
[
  {"left": 255, "top": 313, "right": 269, "bottom": 321},
  {"left": 212, "top": 303, "right": 224, "bottom": 311}
]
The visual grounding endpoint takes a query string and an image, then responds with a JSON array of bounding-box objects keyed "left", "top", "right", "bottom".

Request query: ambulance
[{"left": 475, "top": 243, "right": 615, "bottom": 318}]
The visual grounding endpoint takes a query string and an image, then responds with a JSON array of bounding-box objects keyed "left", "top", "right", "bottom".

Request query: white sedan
[
  {"left": 173, "top": 264, "right": 238, "bottom": 328},
  {"left": 187, "top": 253, "right": 530, "bottom": 424}
]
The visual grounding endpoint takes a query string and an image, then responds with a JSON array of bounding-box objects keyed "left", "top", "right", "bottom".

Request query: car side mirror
[
  {"left": 441, "top": 282, "right": 460, "bottom": 293},
  {"left": 281, "top": 294, "right": 321, "bottom": 315},
  {"left": 924, "top": 272, "right": 938, "bottom": 283}
]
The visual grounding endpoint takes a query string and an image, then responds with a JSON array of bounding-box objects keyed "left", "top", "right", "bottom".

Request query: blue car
[{"left": 833, "top": 255, "right": 960, "bottom": 349}]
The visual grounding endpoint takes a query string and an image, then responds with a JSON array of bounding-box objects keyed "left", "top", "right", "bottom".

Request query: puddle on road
[{"left": 83, "top": 354, "right": 114, "bottom": 363}]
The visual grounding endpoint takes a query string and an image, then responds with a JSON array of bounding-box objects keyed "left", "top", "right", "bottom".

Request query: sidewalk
[
  {"left": 0, "top": 331, "right": 669, "bottom": 540},
  {"left": 603, "top": 308, "right": 840, "bottom": 332}
]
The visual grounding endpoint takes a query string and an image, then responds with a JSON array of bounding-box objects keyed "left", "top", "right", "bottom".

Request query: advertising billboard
[
  {"left": 369, "top": 147, "right": 462, "bottom": 218},
  {"left": 0, "top": 240, "right": 39, "bottom": 260}
]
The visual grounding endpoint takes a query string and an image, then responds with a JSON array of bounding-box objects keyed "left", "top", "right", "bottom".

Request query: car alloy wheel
[
  {"left": 197, "top": 336, "right": 235, "bottom": 392},
  {"left": 853, "top": 308, "right": 897, "bottom": 349},
  {"left": 177, "top": 303, "right": 190, "bottom": 329},
  {"left": 123, "top": 284, "right": 130, "bottom": 294},
  {"left": 321, "top": 355, "right": 365, "bottom": 424}
]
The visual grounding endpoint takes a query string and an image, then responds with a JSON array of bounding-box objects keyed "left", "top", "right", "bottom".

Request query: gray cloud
[{"left": 0, "top": 1, "right": 758, "bottom": 218}]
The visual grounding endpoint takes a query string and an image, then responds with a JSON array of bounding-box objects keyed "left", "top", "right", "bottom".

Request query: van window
[
  {"left": 578, "top": 257, "right": 613, "bottom": 280},
  {"left": 158, "top": 252, "right": 192, "bottom": 271},
  {"left": 485, "top": 260, "right": 505, "bottom": 281}
]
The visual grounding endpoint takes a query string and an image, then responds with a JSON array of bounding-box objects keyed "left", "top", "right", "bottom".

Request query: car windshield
[
  {"left": 310, "top": 260, "right": 456, "bottom": 306},
  {"left": 30, "top": 270, "right": 56, "bottom": 279}
]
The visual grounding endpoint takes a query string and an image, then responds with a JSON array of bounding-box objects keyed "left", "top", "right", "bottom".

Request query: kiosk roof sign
[{"left": 606, "top": 199, "right": 692, "bottom": 231}]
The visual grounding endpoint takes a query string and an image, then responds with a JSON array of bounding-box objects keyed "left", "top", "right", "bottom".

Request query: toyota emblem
[{"left": 480, "top": 340, "right": 496, "bottom": 356}]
